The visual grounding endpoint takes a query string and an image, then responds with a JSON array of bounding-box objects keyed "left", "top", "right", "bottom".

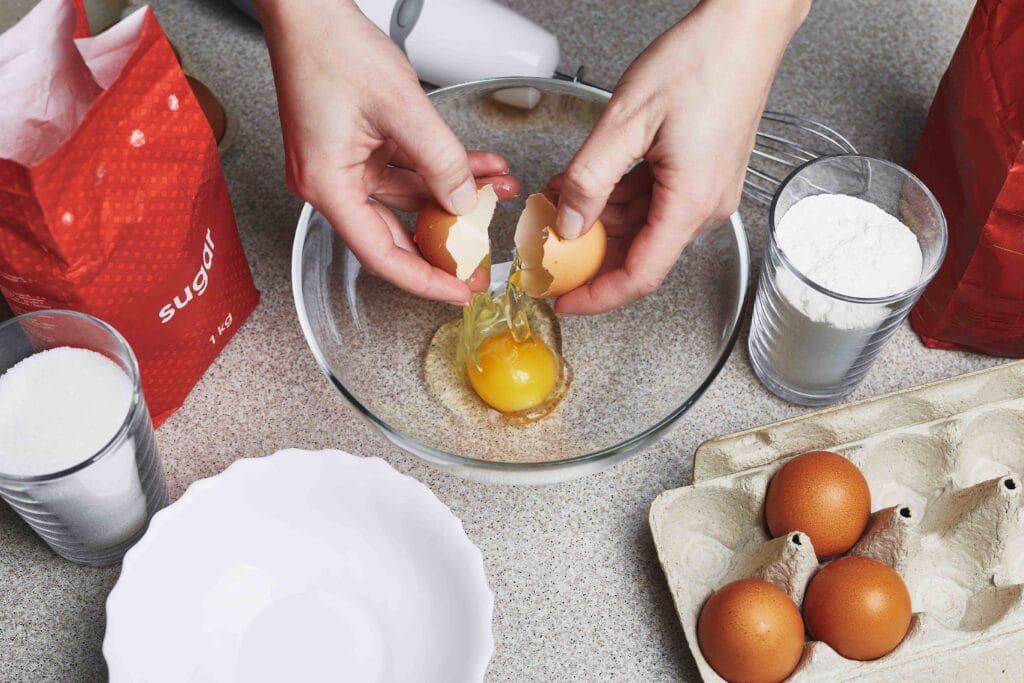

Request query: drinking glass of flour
[
  {"left": 749, "top": 155, "right": 947, "bottom": 406},
  {"left": 0, "top": 310, "right": 167, "bottom": 565}
]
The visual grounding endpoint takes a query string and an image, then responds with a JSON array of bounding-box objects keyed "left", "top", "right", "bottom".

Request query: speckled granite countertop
[{"left": 0, "top": 0, "right": 998, "bottom": 680}]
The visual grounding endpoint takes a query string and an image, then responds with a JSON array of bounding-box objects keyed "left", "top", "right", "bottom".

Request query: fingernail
[
  {"left": 557, "top": 205, "right": 584, "bottom": 239},
  {"left": 450, "top": 180, "right": 478, "bottom": 215}
]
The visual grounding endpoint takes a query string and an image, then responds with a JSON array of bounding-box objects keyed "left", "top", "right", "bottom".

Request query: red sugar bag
[
  {"left": 910, "top": 0, "right": 1024, "bottom": 357},
  {"left": 0, "top": 0, "right": 259, "bottom": 425}
]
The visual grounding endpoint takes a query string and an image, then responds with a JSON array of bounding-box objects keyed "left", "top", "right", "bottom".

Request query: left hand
[{"left": 549, "top": 0, "right": 811, "bottom": 315}]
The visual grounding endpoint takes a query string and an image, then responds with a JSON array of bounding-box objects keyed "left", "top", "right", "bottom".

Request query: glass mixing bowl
[{"left": 292, "top": 77, "right": 749, "bottom": 484}]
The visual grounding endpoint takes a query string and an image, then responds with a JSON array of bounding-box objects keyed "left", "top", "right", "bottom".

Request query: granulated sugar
[{"left": 0, "top": 347, "right": 132, "bottom": 476}]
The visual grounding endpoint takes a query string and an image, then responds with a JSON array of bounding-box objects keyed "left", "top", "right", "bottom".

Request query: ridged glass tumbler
[
  {"left": 748, "top": 156, "right": 947, "bottom": 406},
  {"left": 0, "top": 310, "right": 167, "bottom": 565}
]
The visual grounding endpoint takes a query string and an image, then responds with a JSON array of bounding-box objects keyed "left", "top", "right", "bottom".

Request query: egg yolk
[{"left": 466, "top": 330, "right": 557, "bottom": 414}]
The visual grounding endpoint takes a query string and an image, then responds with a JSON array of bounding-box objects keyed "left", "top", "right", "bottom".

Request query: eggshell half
[
  {"left": 414, "top": 185, "right": 497, "bottom": 281},
  {"left": 513, "top": 192, "right": 607, "bottom": 298}
]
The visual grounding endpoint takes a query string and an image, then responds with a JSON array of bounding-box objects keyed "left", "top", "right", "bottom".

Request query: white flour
[
  {"left": 776, "top": 194, "right": 923, "bottom": 329},
  {"left": 759, "top": 193, "right": 924, "bottom": 398}
]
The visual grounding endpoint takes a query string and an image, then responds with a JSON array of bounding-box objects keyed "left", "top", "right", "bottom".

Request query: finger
[
  {"left": 608, "top": 162, "right": 653, "bottom": 203},
  {"left": 600, "top": 193, "right": 652, "bottom": 238},
  {"left": 548, "top": 161, "right": 652, "bottom": 204},
  {"left": 555, "top": 99, "right": 655, "bottom": 239},
  {"left": 320, "top": 187, "right": 471, "bottom": 304},
  {"left": 485, "top": 174, "right": 522, "bottom": 200},
  {"left": 466, "top": 151, "right": 511, "bottom": 177},
  {"left": 554, "top": 185, "right": 692, "bottom": 315},
  {"left": 466, "top": 265, "right": 490, "bottom": 293},
  {"left": 371, "top": 168, "right": 520, "bottom": 211},
  {"left": 595, "top": 238, "right": 630, "bottom": 276},
  {"left": 379, "top": 96, "right": 479, "bottom": 215},
  {"left": 363, "top": 141, "right": 398, "bottom": 188},
  {"left": 369, "top": 200, "right": 417, "bottom": 253},
  {"left": 391, "top": 148, "right": 511, "bottom": 178}
]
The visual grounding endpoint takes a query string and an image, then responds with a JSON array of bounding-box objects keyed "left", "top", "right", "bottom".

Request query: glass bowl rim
[
  {"left": 767, "top": 154, "right": 949, "bottom": 305},
  {"left": 290, "top": 77, "right": 751, "bottom": 473}
]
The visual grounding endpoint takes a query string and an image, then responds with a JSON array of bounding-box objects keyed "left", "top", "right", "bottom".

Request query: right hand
[
  {"left": 255, "top": 0, "right": 519, "bottom": 304},
  {"left": 548, "top": 0, "right": 810, "bottom": 314}
]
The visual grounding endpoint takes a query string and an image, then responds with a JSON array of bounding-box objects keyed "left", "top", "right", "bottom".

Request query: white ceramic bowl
[{"left": 104, "top": 449, "right": 493, "bottom": 682}]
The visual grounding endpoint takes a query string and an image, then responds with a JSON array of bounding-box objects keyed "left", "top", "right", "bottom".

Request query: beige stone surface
[{"left": 0, "top": 0, "right": 1002, "bottom": 681}]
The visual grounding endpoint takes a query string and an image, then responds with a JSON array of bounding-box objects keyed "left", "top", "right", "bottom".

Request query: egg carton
[{"left": 650, "top": 360, "right": 1024, "bottom": 681}]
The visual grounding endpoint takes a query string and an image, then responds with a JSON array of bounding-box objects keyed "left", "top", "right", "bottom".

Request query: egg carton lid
[{"left": 694, "top": 360, "right": 1024, "bottom": 482}]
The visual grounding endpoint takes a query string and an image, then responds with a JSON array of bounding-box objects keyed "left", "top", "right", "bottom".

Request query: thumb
[
  {"left": 557, "top": 99, "right": 652, "bottom": 239},
  {"left": 380, "top": 92, "right": 478, "bottom": 215}
]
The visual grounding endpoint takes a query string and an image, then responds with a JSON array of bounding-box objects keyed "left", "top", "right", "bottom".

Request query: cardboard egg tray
[{"left": 650, "top": 360, "right": 1024, "bottom": 681}]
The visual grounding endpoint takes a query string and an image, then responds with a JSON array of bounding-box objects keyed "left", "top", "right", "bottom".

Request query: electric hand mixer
[{"left": 231, "top": 0, "right": 856, "bottom": 204}]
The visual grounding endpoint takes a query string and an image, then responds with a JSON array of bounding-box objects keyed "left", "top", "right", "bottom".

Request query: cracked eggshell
[
  {"left": 514, "top": 192, "right": 607, "bottom": 298},
  {"left": 414, "top": 185, "right": 497, "bottom": 281}
]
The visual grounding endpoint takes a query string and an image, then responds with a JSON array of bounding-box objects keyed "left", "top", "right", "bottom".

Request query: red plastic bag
[
  {"left": 910, "top": 0, "right": 1024, "bottom": 357},
  {"left": 0, "top": 0, "right": 259, "bottom": 425}
]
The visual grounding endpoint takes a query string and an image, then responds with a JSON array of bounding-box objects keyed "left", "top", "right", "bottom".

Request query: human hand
[
  {"left": 550, "top": 0, "right": 811, "bottom": 314},
  {"left": 255, "top": 0, "right": 519, "bottom": 303}
]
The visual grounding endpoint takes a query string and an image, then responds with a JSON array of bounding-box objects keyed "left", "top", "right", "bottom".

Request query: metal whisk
[{"left": 746, "top": 111, "right": 857, "bottom": 204}]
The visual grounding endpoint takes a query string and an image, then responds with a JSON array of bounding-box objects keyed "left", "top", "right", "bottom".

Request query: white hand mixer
[{"left": 232, "top": 0, "right": 856, "bottom": 203}]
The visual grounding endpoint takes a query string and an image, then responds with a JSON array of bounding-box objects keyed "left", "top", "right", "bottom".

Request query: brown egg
[
  {"left": 186, "top": 76, "right": 227, "bottom": 143},
  {"left": 514, "top": 191, "right": 607, "bottom": 298},
  {"left": 697, "top": 578, "right": 805, "bottom": 683},
  {"left": 803, "top": 556, "right": 912, "bottom": 660},
  {"left": 764, "top": 450, "right": 871, "bottom": 559},
  {"left": 414, "top": 185, "right": 497, "bottom": 282}
]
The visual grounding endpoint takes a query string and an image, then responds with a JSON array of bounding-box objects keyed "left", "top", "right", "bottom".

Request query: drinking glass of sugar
[
  {"left": 748, "top": 155, "right": 947, "bottom": 406},
  {"left": 0, "top": 310, "right": 167, "bottom": 565}
]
